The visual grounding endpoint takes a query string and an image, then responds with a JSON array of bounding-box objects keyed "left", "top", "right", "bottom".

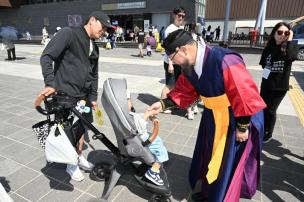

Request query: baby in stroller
[{"left": 130, "top": 109, "right": 169, "bottom": 186}]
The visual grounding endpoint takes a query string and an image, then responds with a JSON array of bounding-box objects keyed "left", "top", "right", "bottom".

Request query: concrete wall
[{"left": 0, "top": 0, "right": 196, "bottom": 35}]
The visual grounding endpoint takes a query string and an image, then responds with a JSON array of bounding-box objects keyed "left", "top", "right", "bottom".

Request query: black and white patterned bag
[{"left": 32, "top": 120, "right": 51, "bottom": 149}]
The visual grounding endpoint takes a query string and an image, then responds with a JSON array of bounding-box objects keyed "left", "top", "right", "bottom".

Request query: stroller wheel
[
  {"left": 149, "top": 195, "right": 172, "bottom": 202},
  {"left": 89, "top": 163, "right": 112, "bottom": 181}
]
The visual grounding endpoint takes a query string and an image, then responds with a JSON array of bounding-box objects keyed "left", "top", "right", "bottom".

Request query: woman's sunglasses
[
  {"left": 177, "top": 14, "right": 186, "bottom": 19},
  {"left": 277, "top": 30, "right": 290, "bottom": 36}
]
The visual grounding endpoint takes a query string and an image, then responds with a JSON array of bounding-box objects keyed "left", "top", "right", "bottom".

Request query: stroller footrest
[{"left": 134, "top": 174, "right": 171, "bottom": 196}]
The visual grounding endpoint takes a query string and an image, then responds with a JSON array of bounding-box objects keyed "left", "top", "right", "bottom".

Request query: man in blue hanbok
[{"left": 149, "top": 30, "right": 266, "bottom": 202}]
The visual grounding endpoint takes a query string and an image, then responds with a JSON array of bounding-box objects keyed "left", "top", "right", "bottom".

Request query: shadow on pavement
[
  {"left": 87, "top": 150, "right": 192, "bottom": 202},
  {"left": 159, "top": 78, "right": 166, "bottom": 84},
  {"left": 293, "top": 71, "right": 304, "bottom": 91},
  {"left": 41, "top": 162, "right": 74, "bottom": 191},
  {"left": 130, "top": 54, "right": 147, "bottom": 58},
  {"left": 261, "top": 139, "right": 304, "bottom": 201},
  {"left": 4, "top": 57, "right": 26, "bottom": 61},
  {"left": 137, "top": 93, "right": 160, "bottom": 106}
]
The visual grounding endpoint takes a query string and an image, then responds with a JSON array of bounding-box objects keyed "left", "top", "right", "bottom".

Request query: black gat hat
[{"left": 162, "top": 29, "right": 194, "bottom": 55}]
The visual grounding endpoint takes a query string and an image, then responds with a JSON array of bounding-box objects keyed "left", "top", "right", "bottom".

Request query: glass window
[
  {"left": 44, "top": 17, "right": 49, "bottom": 26},
  {"left": 27, "top": 17, "right": 32, "bottom": 24}
]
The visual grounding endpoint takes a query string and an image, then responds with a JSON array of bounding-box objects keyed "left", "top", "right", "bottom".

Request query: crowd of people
[{"left": 0, "top": 6, "right": 299, "bottom": 202}]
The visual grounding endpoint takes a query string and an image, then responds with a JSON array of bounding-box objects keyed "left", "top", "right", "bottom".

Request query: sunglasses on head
[
  {"left": 177, "top": 14, "right": 186, "bottom": 19},
  {"left": 277, "top": 30, "right": 290, "bottom": 36}
]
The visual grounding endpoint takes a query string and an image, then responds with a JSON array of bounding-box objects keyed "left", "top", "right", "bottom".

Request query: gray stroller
[
  {"left": 99, "top": 78, "right": 171, "bottom": 201},
  {"left": 34, "top": 78, "right": 171, "bottom": 202}
]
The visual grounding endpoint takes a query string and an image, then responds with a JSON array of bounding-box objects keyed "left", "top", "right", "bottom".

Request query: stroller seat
[{"left": 99, "top": 78, "right": 171, "bottom": 201}]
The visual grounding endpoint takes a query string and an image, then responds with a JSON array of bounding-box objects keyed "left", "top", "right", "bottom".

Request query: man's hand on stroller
[
  {"left": 39, "top": 86, "right": 56, "bottom": 97},
  {"left": 91, "top": 101, "right": 98, "bottom": 110}
]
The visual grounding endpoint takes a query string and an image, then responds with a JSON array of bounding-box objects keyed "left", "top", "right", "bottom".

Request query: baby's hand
[{"left": 144, "top": 109, "right": 157, "bottom": 120}]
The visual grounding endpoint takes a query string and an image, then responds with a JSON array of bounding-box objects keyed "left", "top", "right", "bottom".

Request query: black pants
[
  {"left": 7, "top": 48, "right": 16, "bottom": 60},
  {"left": 164, "top": 62, "right": 182, "bottom": 87},
  {"left": 260, "top": 88, "right": 287, "bottom": 135}
]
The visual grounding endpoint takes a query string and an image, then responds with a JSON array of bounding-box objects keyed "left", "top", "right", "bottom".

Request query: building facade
[
  {"left": 204, "top": 0, "right": 304, "bottom": 38},
  {"left": 0, "top": 0, "right": 201, "bottom": 35}
]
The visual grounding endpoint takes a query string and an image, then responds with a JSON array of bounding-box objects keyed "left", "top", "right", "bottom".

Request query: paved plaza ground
[{"left": 0, "top": 44, "right": 303, "bottom": 202}]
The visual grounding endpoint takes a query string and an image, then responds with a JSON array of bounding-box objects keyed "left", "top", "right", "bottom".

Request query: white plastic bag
[
  {"left": 45, "top": 124, "right": 78, "bottom": 165},
  {"left": 0, "top": 183, "right": 13, "bottom": 202}
]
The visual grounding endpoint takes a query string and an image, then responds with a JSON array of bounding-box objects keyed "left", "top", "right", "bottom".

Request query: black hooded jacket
[{"left": 40, "top": 26, "right": 99, "bottom": 102}]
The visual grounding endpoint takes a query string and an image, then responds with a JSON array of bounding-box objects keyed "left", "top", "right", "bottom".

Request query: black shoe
[
  {"left": 263, "top": 133, "right": 272, "bottom": 143},
  {"left": 130, "top": 106, "right": 136, "bottom": 113},
  {"left": 191, "top": 192, "right": 208, "bottom": 202}
]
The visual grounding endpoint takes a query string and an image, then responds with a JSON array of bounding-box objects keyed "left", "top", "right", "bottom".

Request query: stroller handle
[{"left": 34, "top": 94, "right": 50, "bottom": 115}]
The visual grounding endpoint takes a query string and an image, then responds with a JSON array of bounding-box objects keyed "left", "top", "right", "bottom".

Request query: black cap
[
  {"left": 162, "top": 29, "right": 193, "bottom": 55},
  {"left": 88, "top": 11, "right": 112, "bottom": 29}
]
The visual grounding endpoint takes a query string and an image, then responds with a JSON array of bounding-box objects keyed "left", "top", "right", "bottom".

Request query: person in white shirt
[
  {"left": 41, "top": 26, "right": 48, "bottom": 45},
  {"left": 161, "top": 7, "right": 186, "bottom": 105},
  {"left": 161, "top": 7, "right": 196, "bottom": 120}
]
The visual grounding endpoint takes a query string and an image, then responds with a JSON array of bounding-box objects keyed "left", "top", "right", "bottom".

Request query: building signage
[
  {"left": 102, "top": 1, "right": 146, "bottom": 10},
  {"left": 68, "top": 15, "right": 83, "bottom": 27},
  {"left": 144, "top": 20, "right": 149, "bottom": 32}
]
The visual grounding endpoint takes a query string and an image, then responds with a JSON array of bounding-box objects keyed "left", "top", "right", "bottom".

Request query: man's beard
[{"left": 181, "top": 59, "right": 194, "bottom": 76}]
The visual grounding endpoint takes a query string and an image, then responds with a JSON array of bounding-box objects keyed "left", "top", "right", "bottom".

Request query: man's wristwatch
[
  {"left": 236, "top": 123, "right": 249, "bottom": 133},
  {"left": 237, "top": 126, "right": 248, "bottom": 133}
]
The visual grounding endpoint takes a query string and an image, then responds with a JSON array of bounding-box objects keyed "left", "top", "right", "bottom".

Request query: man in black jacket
[{"left": 39, "top": 11, "right": 112, "bottom": 181}]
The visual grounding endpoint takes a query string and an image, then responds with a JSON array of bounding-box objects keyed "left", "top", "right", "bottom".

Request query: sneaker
[
  {"left": 192, "top": 105, "right": 199, "bottom": 114},
  {"left": 162, "top": 109, "right": 172, "bottom": 114},
  {"left": 186, "top": 110, "right": 194, "bottom": 120},
  {"left": 66, "top": 164, "right": 84, "bottom": 182},
  {"left": 145, "top": 169, "right": 164, "bottom": 186},
  {"left": 78, "top": 154, "right": 94, "bottom": 171},
  {"left": 263, "top": 132, "right": 273, "bottom": 143}
]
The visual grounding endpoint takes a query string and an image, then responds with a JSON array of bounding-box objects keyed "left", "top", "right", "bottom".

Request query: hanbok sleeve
[
  {"left": 167, "top": 73, "right": 199, "bottom": 109},
  {"left": 222, "top": 54, "right": 266, "bottom": 117}
]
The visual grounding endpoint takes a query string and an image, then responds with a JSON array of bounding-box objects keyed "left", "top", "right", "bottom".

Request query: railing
[{"left": 227, "top": 34, "right": 269, "bottom": 48}]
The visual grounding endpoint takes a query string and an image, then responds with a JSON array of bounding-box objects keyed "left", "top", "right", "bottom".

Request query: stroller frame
[{"left": 35, "top": 79, "right": 171, "bottom": 202}]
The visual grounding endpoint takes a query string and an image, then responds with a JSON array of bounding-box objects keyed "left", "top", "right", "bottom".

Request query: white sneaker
[
  {"left": 162, "top": 109, "right": 172, "bottom": 114},
  {"left": 78, "top": 154, "right": 94, "bottom": 171},
  {"left": 187, "top": 111, "right": 194, "bottom": 120},
  {"left": 192, "top": 105, "right": 199, "bottom": 114},
  {"left": 66, "top": 164, "right": 84, "bottom": 182}
]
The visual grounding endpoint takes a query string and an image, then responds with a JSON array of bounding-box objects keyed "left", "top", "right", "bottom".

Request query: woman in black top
[{"left": 260, "top": 22, "right": 298, "bottom": 142}]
